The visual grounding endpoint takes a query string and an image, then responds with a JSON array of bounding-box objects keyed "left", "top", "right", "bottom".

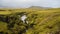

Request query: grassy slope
[{"left": 0, "top": 8, "right": 60, "bottom": 34}]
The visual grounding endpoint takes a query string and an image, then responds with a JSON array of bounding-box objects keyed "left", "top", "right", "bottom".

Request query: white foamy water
[
  {"left": 21, "top": 15, "right": 27, "bottom": 23},
  {"left": 18, "top": 15, "right": 28, "bottom": 24}
]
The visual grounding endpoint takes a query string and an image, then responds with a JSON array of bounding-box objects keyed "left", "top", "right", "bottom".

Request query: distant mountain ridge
[{"left": 28, "top": 6, "right": 51, "bottom": 9}]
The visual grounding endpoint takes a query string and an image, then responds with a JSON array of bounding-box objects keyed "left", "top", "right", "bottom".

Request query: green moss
[{"left": 0, "top": 8, "right": 60, "bottom": 34}]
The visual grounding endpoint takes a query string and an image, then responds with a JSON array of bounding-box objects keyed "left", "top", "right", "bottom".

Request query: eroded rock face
[
  {"left": 0, "top": 31, "right": 4, "bottom": 34},
  {"left": 0, "top": 15, "right": 6, "bottom": 22}
]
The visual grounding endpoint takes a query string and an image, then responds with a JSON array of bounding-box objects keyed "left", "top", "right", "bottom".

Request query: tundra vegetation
[{"left": 0, "top": 8, "right": 60, "bottom": 34}]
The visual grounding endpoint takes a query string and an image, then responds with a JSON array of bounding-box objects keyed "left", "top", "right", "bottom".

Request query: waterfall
[{"left": 21, "top": 15, "right": 28, "bottom": 24}]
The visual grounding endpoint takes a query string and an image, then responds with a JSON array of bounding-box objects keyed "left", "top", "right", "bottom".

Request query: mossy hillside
[{"left": 0, "top": 8, "right": 60, "bottom": 34}]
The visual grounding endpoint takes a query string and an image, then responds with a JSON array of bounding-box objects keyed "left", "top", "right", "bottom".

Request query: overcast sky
[{"left": 0, "top": 0, "right": 60, "bottom": 8}]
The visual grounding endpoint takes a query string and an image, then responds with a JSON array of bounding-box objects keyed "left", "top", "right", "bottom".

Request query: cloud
[{"left": 0, "top": 0, "right": 60, "bottom": 8}]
